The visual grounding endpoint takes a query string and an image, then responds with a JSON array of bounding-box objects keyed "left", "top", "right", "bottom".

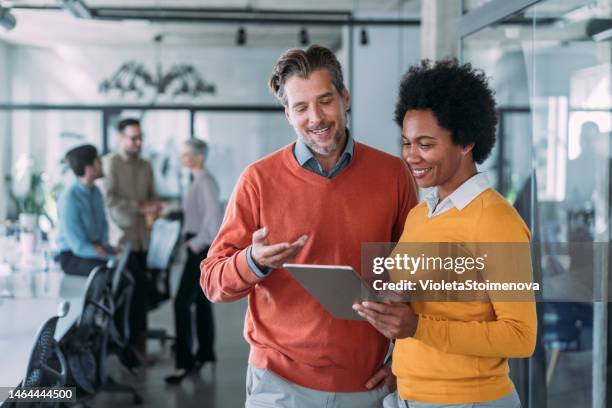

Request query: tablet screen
[{"left": 283, "top": 264, "right": 378, "bottom": 320}]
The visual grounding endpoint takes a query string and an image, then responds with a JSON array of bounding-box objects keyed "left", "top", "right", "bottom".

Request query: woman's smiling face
[{"left": 401, "top": 109, "right": 475, "bottom": 200}]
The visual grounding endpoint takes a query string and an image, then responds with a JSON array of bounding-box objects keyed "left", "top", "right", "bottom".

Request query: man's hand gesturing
[{"left": 251, "top": 227, "right": 308, "bottom": 270}]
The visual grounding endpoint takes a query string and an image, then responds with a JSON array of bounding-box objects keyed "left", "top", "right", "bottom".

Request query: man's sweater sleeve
[{"left": 200, "top": 171, "right": 265, "bottom": 303}]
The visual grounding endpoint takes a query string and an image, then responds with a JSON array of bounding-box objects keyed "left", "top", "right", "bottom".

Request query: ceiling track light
[
  {"left": 236, "top": 26, "right": 246, "bottom": 46},
  {"left": 0, "top": 7, "right": 16, "bottom": 31},
  {"left": 60, "top": 0, "right": 92, "bottom": 19},
  {"left": 360, "top": 28, "right": 369, "bottom": 46},
  {"left": 299, "top": 27, "right": 309, "bottom": 46}
]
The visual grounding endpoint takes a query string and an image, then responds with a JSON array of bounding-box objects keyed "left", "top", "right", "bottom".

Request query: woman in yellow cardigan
[{"left": 353, "top": 60, "right": 537, "bottom": 408}]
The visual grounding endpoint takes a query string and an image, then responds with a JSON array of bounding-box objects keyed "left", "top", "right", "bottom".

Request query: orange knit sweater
[{"left": 201, "top": 142, "right": 417, "bottom": 391}]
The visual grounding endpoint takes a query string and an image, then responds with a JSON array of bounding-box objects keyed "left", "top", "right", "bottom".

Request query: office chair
[
  {"left": 3, "top": 301, "right": 71, "bottom": 408},
  {"left": 107, "top": 242, "right": 132, "bottom": 352},
  {"left": 99, "top": 270, "right": 143, "bottom": 405},
  {"left": 146, "top": 218, "right": 181, "bottom": 348},
  {"left": 64, "top": 265, "right": 111, "bottom": 396},
  {"left": 63, "top": 263, "right": 142, "bottom": 405},
  {"left": 106, "top": 243, "right": 144, "bottom": 374}
]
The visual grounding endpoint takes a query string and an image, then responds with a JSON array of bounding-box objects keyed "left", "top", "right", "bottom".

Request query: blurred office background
[{"left": 0, "top": 0, "right": 611, "bottom": 407}]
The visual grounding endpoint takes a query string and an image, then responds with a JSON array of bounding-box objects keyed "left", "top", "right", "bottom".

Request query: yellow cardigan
[{"left": 393, "top": 188, "right": 537, "bottom": 404}]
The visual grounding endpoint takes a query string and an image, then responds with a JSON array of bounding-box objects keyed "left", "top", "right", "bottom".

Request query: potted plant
[{"left": 4, "top": 155, "right": 50, "bottom": 257}]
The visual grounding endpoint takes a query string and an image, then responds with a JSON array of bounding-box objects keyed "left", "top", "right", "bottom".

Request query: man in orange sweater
[{"left": 200, "top": 45, "right": 418, "bottom": 407}]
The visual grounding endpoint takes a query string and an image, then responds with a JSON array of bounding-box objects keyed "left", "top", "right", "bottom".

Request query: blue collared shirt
[
  {"left": 423, "top": 172, "right": 491, "bottom": 218},
  {"left": 57, "top": 179, "right": 112, "bottom": 260},
  {"left": 246, "top": 132, "right": 355, "bottom": 278},
  {"left": 293, "top": 131, "right": 354, "bottom": 179}
]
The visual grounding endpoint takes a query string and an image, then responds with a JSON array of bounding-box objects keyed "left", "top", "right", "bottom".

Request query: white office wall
[
  {"left": 350, "top": 9, "right": 421, "bottom": 156},
  {"left": 9, "top": 45, "right": 291, "bottom": 105}
]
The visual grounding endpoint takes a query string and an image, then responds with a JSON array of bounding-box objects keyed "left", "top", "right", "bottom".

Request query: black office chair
[
  {"left": 4, "top": 301, "right": 71, "bottom": 408},
  {"left": 64, "top": 265, "right": 111, "bottom": 396},
  {"left": 99, "top": 273, "right": 143, "bottom": 405},
  {"left": 106, "top": 243, "right": 145, "bottom": 374},
  {"left": 107, "top": 242, "right": 133, "bottom": 352},
  {"left": 101, "top": 246, "right": 143, "bottom": 404},
  {"left": 63, "top": 262, "right": 142, "bottom": 405}
]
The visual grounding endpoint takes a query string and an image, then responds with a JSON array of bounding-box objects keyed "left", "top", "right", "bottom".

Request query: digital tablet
[{"left": 283, "top": 263, "right": 380, "bottom": 320}]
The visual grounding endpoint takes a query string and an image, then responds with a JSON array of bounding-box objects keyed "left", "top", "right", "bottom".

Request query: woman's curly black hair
[{"left": 394, "top": 59, "right": 497, "bottom": 164}]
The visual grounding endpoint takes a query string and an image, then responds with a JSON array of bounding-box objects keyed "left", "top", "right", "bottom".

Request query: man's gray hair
[
  {"left": 268, "top": 45, "right": 345, "bottom": 107},
  {"left": 185, "top": 138, "right": 209, "bottom": 157}
]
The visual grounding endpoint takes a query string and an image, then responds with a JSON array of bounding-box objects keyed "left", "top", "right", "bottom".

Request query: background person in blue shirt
[{"left": 57, "top": 144, "right": 115, "bottom": 276}]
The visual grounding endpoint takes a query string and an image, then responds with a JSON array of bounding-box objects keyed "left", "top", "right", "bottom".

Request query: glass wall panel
[
  {"left": 105, "top": 109, "right": 190, "bottom": 199},
  {"left": 462, "top": 16, "right": 533, "bottom": 196},
  {"left": 10, "top": 110, "right": 102, "bottom": 179},
  {"left": 492, "top": 111, "right": 531, "bottom": 201},
  {"left": 5, "top": 38, "right": 344, "bottom": 106},
  {"left": 7, "top": 110, "right": 102, "bottom": 218},
  {"left": 462, "top": 1, "right": 611, "bottom": 407},
  {"left": 1, "top": 4, "right": 424, "bottom": 220},
  {"left": 534, "top": 5, "right": 610, "bottom": 406},
  {"left": 193, "top": 111, "right": 293, "bottom": 202}
]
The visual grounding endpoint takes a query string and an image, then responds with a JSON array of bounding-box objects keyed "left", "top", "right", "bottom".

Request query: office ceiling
[
  {"left": 46, "top": 0, "right": 413, "bottom": 9},
  {"left": 464, "top": 0, "right": 610, "bottom": 44},
  {"left": 0, "top": 0, "right": 420, "bottom": 47}
]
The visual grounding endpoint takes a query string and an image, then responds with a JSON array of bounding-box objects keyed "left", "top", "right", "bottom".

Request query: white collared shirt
[
  {"left": 423, "top": 173, "right": 491, "bottom": 218},
  {"left": 182, "top": 167, "right": 223, "bottom": 252}
]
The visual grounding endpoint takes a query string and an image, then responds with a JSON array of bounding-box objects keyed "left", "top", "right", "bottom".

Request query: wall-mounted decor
[{"left": 99, "top": 34, "right": 216, "bottom": 99}]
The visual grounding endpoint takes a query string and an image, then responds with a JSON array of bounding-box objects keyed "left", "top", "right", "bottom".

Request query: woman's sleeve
[{"left": 413, "top": 201, "right": 537, "bottom": 358}]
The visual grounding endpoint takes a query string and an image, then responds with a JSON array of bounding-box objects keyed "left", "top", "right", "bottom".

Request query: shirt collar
[
  {"left": 118, "top": 149, "right": 138, "bottom": 161},
  {"left": 73, "top": 178, "right": 93, "bottom": 194},
  {"left": 424, "top": 172, "right": 491, "bottom": 215},
  {"left": 294, "top": 128, "right": 354, "bottom": 167},
  {"left": 192, "top": 167, "right": 210, "bottom": 180}
]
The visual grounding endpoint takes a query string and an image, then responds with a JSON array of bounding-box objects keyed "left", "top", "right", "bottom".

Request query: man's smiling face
[{"left": 284, "top": 68, "right": 350, "bottom": 157}]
